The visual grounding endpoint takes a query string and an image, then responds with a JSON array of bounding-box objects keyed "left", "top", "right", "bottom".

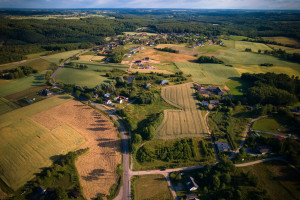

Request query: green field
[
  {"left": 0, "top": 95, "right": 85, "bottom": 191},
  {"left": 132, "top": 175, "right": 173, "bottom": 200},
  {"left": 175, "top": 62, "right": 239, "bottom": 85},
  {"left": 0, "top": 72, "right": 46, "bottom": 97},
  {"left": 25, "top": 51, "right": 48, "bottom": 59},
  {"left": 198, "top": 45, "right": 226, "bottom": 55},
  {"left": 15, "top": 58, "right": 52, "bottom": 72},
  {"left": 226, "top": 77, "right": 251, "bottom": 98},
  {"left": 252, "top": 117, "right": 289, "bottom": 135},
  {"left": 0, "top": 97, "right": 20, "bottom": 115},
  {"left": 43, "top": 50, "right": 82, "bottom": 64},
  {"left": 240, "top": 160, "right": 300, "bottom": 200},
  {"left": 157, "top": 83, "right": 208, "bottom": 139},
  {"left": 55, "top": 68, "right": 110, "bottom": 88},
  {"left": 222, "top": 40, "right": 272, "bottom": 52}
]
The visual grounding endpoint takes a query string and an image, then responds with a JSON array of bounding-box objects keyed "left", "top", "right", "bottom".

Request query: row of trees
[
  {"left": 155, "top": 47, "right": 179, "bottom": 53},
  {"left": 197, "top": 56, "right": 224, "bottom": 64}
]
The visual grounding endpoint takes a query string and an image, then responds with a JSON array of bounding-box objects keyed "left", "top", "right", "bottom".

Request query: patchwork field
[
  {"left": 0, "top": 97, "right": 19, "bottom": 115},
  {"left": 157, "top": 83, "right": 208, "bottom": 139},
  {"left": 0, "top": 72, "right": 46, "bottom": 97},
  {"left": 133, "top": 175, "right": 173, "bottom": 200},
  {"left": 32, "top": 100, "right": 122, "bottom": 200},
  {"left": 175, "top": 62, "right": 239, "bottom": 85},
  {"left": 240, "top": 160, "right": 300, "bottom": 200},
  {"left": 43, "top": 50, "right": 82, "bottom": 64},
  {"left": 0, "top": 95, "right": 85, "bottom": 191}
]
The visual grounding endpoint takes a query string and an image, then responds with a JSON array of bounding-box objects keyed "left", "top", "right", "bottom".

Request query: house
[
  {"left": 104, "top": 99, "right": 112, "bottom": 105},
  {"left": 117, "top": 99, "right": 123, "bottom": 104},
  {"left": 145, "top": 83, "right": 151, "bottom": 89},
  {"left": 41, "top": 89, "right": 51, "bottom": 96},
  {"left": 135, "top": 60, "right": 142, "bottom": 64},
  {"left": 185, "top": 176, "right": 199, "bottom": 191},
  {"left": 257, "top": 146, "right": 271, "bottom": 154},
  {"left": 161, "top": 80, "right": 168, "bottom": 85},
  {"left": 104, "top": 93, "right": 110, "bottom": 98},
  {"left": 145, "top": 57, "right": 150, "bottom": 61},
  {"left": 210, "top": 100, "right": 219, "bottom": 105},
  {"left": 201, "top": 101, "right": 209, "bottom": 106},
  {"left": 216, "top": 141, "right": 230, "bottom": 152},
  {"left": 186, "top": 193, "right": 199, "bottom": 200},
  {"left": 215, "top": 87, "right": 224, "bottom": 95}
]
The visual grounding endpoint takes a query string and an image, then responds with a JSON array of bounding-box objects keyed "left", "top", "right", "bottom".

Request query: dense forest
[{"left": 0, "top": 9, "right": 300, "bottom": 64}]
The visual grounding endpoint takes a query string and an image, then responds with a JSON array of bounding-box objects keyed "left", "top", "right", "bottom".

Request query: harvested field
[
  {"left": 78, "top": 55, "right": 94, "bottom": 62},
  {"left": 0, "top": 95, "right": 84, "bottom": 191},
  {"left": 0, "top": 97, "right": 20, "bottom": 115},
  {"left": 91, "top": 55, "right": 105, "bottom": 61},
  {"left": 32, "top": 100, "right": 122, "bottom": 200},
  {"left": 157, "top": 83, "right": 208, "bottom": 139},
  {"left": 175, "top": 62, "right": 239, "bottom": 85}
]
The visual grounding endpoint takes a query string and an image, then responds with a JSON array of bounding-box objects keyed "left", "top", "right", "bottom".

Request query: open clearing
[
  {"left": 43, "top": 50, "right": 82, "bottom": 64},
  {"left": 240, "top": 160, "right": 300, "bottom": 200},
  {"left": 0, "top": 97, "right": 20, "bottom": 115},
  {"left": 175, "top": 62, "right": 239, "bottom": 85},
  {"left": 157, "top": 83, "right": 208, "bottom": 139},
  {"left": 0, "top": 95, "right": 84, "bottom": 191},
  {"left": 32, "top": 100, "right": 122, "bottom": 199},
  {"left": 262, "top": 36, "right": 300, "bottom": 47},
  {"left": 252, "top": 117, "right": 289, "bottom": 135},
  {"left": 222, "top": 40, "right": 272, "bottom": 52},
  {"left": 133, "top": 174, "right": 173, "bottom": 200},
  {"left": 0, "top": 72, "right": 46, "bottom": 97}
]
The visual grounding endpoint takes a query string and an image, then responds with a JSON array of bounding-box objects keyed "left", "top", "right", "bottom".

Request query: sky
[{"left": 0, "top": 0, "right": 299, "bottom": 10}]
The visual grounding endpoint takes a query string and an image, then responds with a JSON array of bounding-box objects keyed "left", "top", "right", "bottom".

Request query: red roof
[{"left": 277, "top": 137, "right": 285, "bottom": 141}]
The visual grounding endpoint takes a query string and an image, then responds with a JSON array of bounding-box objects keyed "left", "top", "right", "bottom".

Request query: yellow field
[
  {"left": 91, "top": 55, "right": 105, "bottom": 61},
  {"left": 0, "top": 95, "right": 85, "bottom": 190},
  {"left": 78, "top": 55, "right": 94, "bottom": 62},
  {"left": 262, "top": 36, "right": 300, "bottom": 46},
  {"left": 157, "top": 83, "right": 208, "bottom": 139}
]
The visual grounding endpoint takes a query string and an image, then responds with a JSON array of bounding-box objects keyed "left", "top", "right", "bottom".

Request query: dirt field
[{"left": 32, "top": 100, "right": 121, "bottom": 200}]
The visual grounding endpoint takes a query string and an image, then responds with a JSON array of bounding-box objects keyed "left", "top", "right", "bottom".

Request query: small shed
[
  {"left": 210, "top": 100, "right": 219, "bottom": 105},
  {"left": 161, "top": 80, "right": 168, "bottom": 85},
  {"left": 104, "top": 93, "right": 110, "bottom": 98}
]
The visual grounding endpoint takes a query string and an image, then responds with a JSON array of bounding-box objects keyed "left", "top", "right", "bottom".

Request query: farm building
[
  {"left": 216, "top": 141, "right": 230, "bottom": 152},
  {"left": 161, "top": 80, "right": 168, "bottom": 85},
  {"left": 41, "top": 89, "right": 51, "bottom": 96},
  {"left": 196, "top": 85, "right": 224, "bottom": 96},
  {"left": 185, "top": 176, "right": 199, "bottom": 191},
  {"left": 201, "top": 101, "right": 209, "bottom": 106},
  {"left": 209, "top": 100, "right": 219, "bottom": 105}
]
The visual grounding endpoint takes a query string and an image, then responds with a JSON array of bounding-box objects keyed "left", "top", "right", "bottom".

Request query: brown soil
[{"left": 31, "top": 100, "right": 121, "bottom": 200}]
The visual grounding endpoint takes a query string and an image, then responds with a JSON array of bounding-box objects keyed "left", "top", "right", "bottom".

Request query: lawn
[
  {"left": 43, "top": 50, "right": 83, "bottom": 64},
  {"left": 240, "top": 160, "right": 300, "bottom": 200},
  {"left": 225, "top": 77, "right": 251, "bottom": 98},
  {"left": 175, "top": 62, "right": 240, "bottom": 85},
  {"left": 0, "top": 97, "right": 20, "bottom": 115},
  {"left": 252, "top": 117, "right": 289, "bottom": 136},
  {"left": 0, "top": 72, "right": 46, "bottom": 97},
  {"left": 54, "top": 68, "right": 110, "bottom": 88},
  {"left": 157, "top": 83, "right": 208, "bottom": 139},
  {"left": 0, "top": 95, "right": 85, "bottom": 191},
  {"left": 132, "top": 174, "right": 173, "bottom": 200}
]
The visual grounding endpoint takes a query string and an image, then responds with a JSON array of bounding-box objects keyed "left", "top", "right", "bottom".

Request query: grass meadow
[
  {"left": 157, "top": 83, "right": 208, "bottom": 139},
  {"left": 222, "top": 40, "right": 272, "bottom": 52},
  {"left": 44, "top": 50, "right": 82, "bottom": 64},
  {"left": 240, "top": 160, "right": 300, "bottom": 200},
  {"left": 132, "top": 174, "right": 173, "bottom": 200},
  {"left": 0, "top": 95, "right": 85, "bottom": 191},
  {"left": 175, "top": 62, "right": 239, "bottom": 85},
  {"left": 252, "top": 117, "right": 289, "bottom": 135},
  {"left": 0, "top": 72, "right": 46, "bottom": 97}
]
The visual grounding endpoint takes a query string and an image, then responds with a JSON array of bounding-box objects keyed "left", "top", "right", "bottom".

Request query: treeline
[
  {"left": 155, "top": 47, "right": 179, "bottom": 53},
  {"left": 0, "top": 66, "right": 37, "bottom": 79},
  {"left": 263, "top": 49, "right": 300, "bottom": 64},
  {"left": 241, "top": 72, "right": 300, "bottom": 105},
  {"left": 136, "top": 139, "right": 195, "bottom": 163},
  {"left": 197, "top": 56, "right": 224, "bottom": 64}
]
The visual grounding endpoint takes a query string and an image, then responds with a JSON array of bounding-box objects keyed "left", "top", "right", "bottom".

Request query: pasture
[
  {"left": 43, "top": 50, "right": 82, "bottom": 64},
  {"left": 157, "top": 83, "right": 208, "bottom": 139},
  {"left": 132, "top": 175, "right": 173, "bottom": 200},
  {"left": 0, "top": 97, "right": 19, "bottom": 115},
  {"left": 262, "top": 36, "right": 300, "bottom": 47},
  {"left": 175, "top": 62, "right": 239, "bottom": 85},
  {"left": 240, "top": 160, "right": 300, "bottom": 200},
  {"left": 222, "top": 40, "right": 272, "bottom": 52},
  {"left": 0, "top": 72, "right": 46, "bottom": 97},
  {"left": 54, "top": 68, "right": 110, "bottom": 88},
  {"left": 33, "top": 100, "right": 122, "bottom": 199},
  {"left": 0, "top": 95, "right": 85, "bottom": 190}
]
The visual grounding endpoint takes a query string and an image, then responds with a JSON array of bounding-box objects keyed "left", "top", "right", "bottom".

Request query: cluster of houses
[
  {"left": 103, "top": 93, "right": 128, "bottom": 106},
  {"left": 124, "top": 46, "right": 146, "bottom": 58},
  {"left": 196, "top": 85, "right": 224, "bottom": 96}
]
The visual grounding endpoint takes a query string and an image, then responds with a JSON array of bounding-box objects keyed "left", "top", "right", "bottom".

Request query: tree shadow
[
  {"left": 87, "top": 127, "right": 110, "bottom": 131},
  {"left": 81, "top": 169, "right": 110, "bottom": 181},
  {"left": 98, "top": 140, "right": 121, "bottom": 152}
]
